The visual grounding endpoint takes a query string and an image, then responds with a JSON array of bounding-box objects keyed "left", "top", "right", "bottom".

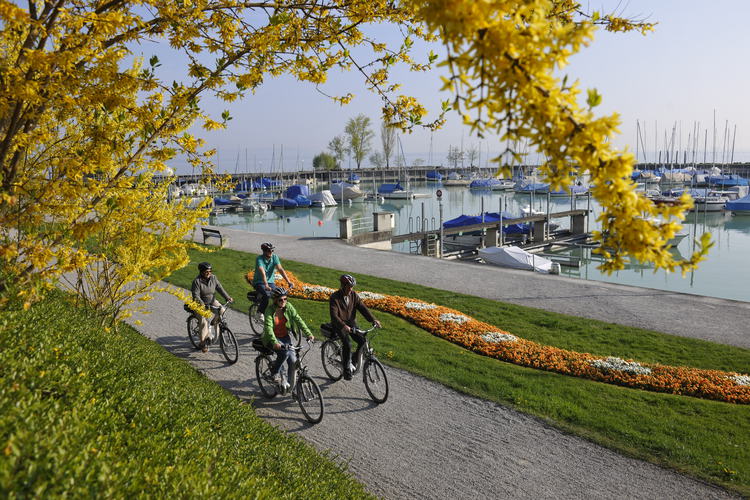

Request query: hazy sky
[{"left": 149, "top": 1, "right": 750, "bottom": 173}]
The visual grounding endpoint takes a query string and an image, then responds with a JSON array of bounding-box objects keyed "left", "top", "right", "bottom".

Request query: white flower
[
  {"left": 589, "top": 357, "right": 652, "bottom": 375},
  {"left": 303, "top": 285, "right": 334, "bottom": 294},
  {"left": 729, "top": 374, "right": 750, "bottom": 386},
  {"left": 359, "top": 291, "right": 385, "bottom": 300},
  {"left": 405, "top": 301, "right": 437, "bottom": 310},
  {"left": 439, "top": 313, "right": 469, "bottom": 324},
  {"left": 481, "top": 332, "right": 518, "bottom": 343}
]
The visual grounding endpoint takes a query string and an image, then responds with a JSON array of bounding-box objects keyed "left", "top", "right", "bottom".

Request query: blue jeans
[
  {"left": 270, "top": 335, "right": 296, "bottom": 386},
  {"left": 254, "top": 282, "right": 278, "bottom": 315}
]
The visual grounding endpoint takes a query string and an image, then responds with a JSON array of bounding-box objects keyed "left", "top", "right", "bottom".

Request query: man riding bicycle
[
  {"left": 329, "top": 274, "right": 381, "bottom": 380},
  {"left": 191, "top": 262, "right": 233, "bottom": 352},
  {"left": 261, "top": 287, "right": 314, "bottom": 391},
  {"left": 252, "top": 242, "right": 294, "bottom": 321}
]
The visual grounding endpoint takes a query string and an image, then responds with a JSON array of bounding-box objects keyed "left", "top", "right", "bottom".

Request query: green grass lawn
[
  {"left": 0, "top": 290, "right": 372, "bottom": 498},
  {"left": 166, "top": 246, "right": 750, "bottom": 496}
]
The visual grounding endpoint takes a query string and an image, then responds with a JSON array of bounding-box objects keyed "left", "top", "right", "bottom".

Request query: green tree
[
  {"left": 381, "top": 122, "right": 398, "bottom": 169},
  {"left": 344, "top": 115, "right": 374, "bottom": 169},
  {"left": 313, "top": 152, "right": 337, "bottom": 171},
  {"left": 327, "top": 136, "right": 348, "bottom": 169}
]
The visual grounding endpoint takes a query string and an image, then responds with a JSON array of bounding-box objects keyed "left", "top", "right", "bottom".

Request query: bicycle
[
  {"left": 252, "top": 337, "right": 324, "bottom": 424},
  {"left": 319, "top": 324, "right": 389, "bottom": 404},
  {"left": 185, "top": 299, "right": 239, "bottom": 364},
  {"left": 247, "top": 290, "right": 301, "bottom": 346}
]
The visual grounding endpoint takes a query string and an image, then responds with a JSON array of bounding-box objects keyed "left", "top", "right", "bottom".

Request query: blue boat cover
[
  {"left": 378, "top": 183, "right": 405, "bottom": 194},
  {"left": 348, "top": 173, "right": 361, "bottom": 181},
  {"left": 271, "top": 197, "right": 298, "bottom": 208},
  {"left": 260, "top": 177, "right": 283, "bottom": 188},
  {"left": 515, "top": 182, "right": 549, "bottom": 193},
  {"left": 286, "top": 184, "right": 310, "bottom": 198},
  {"left": 443, "top": 211, "right": 530, "bottom": 234},
  {"left": 469, "top": 178, "right": 501, "bottom": 189},
  {"left": 725, "top": 194, "right": 750, "bottom": 212},
  {"left": 293, "top": 195, "right": 312, "bottom": 207},
  {"left": 213, "top": 197, "right": 233, "bottom": 206},
  {"left": 426, "top": 170, "right": 443, "bottom": 180}
]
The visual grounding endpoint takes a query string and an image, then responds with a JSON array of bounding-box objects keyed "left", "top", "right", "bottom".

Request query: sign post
[{"left": 436, "top": 189, "right": 443, "bottom": 258}]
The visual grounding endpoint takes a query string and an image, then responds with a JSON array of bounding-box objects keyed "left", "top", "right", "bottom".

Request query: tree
[
  {"left": 0, "top": 2, "right": 708, "bottom": 319},
  {"left": 465, "top": 145, "right": 479, "bottom": 168},
  {"left": 369, "top": 152, "right": 386, "bottom": 169},
  {"left": 447, "top": 146, "right": 464, "bottom": 169},
  {"left": 327, "top": 136, "right": 348, "bottom": 169},
  {"left": 344, "top": 115, "right": 374, "bottom": 169},
  {"left": 381, "top": 122, "right": 398, "bottom": 169},
  {"left": 313, "top": 153, "right": 337, "bottom": 171}
]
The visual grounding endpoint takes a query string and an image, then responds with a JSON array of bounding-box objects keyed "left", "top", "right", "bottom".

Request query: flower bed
[{"left": 245, "top": 270, "right": 750, "bottom": 404}]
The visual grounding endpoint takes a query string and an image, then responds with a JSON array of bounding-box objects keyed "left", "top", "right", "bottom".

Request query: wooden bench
[{"left": 201, "top": 227, "right": 223, "bottom": 246}]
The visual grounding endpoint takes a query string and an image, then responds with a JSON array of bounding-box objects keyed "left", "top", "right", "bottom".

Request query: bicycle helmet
[
  {"left": 340, "top": 274, "right": 356, "bottom": 287},
  {"left": 272, "top": 287, "right": 288, "bottom": 299},
  {"left": 261, "top": 242, "right": 275, "bottom": 252},
  {"left": 198, "top": 262, "right": 212, "bottom": 273}
]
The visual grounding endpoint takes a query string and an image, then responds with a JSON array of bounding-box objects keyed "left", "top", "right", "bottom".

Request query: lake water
[{"left": 208, "top": 180, "right": 750, "bottom": 303}]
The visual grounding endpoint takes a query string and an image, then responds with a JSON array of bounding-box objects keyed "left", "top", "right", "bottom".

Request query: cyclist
[
  {"left": 261, "top": 287, "right": 314, "bottom": 390},
  {"left": 329, "top": 274, "right": 381, "bottom": 380},
  {"left": 191, "top": 262, "right": 233, "bottom": 352},
  {"left": 252, "top": 242, "right": 294, "bottom": 321}
]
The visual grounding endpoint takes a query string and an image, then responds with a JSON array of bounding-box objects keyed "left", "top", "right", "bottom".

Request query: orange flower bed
[{"left": 246, "top": 270, "right": 750, "bottom": 404}]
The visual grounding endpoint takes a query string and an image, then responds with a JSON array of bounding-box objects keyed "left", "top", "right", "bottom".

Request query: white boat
[
  {"left": 378, "top": 182, "right": 413, "bottom": 199},
  {"left": 329, "top": 182, "right": 364, "bottom": 201},
  {"left": 690, "top": 195, "right": 728, "bottom": 213},
  {"left": 491, "top": 179, "right": 516, "bottom": 191},
  {"left": 478, "top": 246, "right": 554, "bottom": 273},
  {"left": 308, "top": 190, "right": 338, "bottom": 207}
]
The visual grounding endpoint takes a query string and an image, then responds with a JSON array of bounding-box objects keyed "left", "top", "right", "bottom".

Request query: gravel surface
[{"left": 126, "top": 289, "right": 738, "bottom": 500}]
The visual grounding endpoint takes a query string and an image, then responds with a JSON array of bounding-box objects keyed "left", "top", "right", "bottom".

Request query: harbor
[{"left": 188, "top": 170, "right": 750, "bottom": 304}]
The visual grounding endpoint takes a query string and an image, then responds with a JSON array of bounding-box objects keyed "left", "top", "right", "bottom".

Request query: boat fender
[{"left": 550, "top": 262, "right": 561, "bottom": 275}]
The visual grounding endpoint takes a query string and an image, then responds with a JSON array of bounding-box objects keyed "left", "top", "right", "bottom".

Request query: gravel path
[{"left": 126, "top": 289, "right": 738, "bottom": 499}]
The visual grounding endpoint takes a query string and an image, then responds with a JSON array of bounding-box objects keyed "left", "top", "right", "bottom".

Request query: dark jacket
[
  {"left": 191, "top": 274, "right": 229, "bottom": 306},
  {"left": 329, "top": 289, "right": 375, "bottom": 332}
]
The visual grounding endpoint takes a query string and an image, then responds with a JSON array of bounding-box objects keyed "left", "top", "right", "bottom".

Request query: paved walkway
[
  {"left": 127, "top": 292, "right": 737, "bottom": 500},
  {"left": 196, "top": 225, "right": 750, "bottom": 348}
]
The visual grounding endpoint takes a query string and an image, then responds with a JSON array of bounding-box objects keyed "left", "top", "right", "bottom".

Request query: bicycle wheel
[
  {"left": 296, "top": 375, "right": 324, "bottom": 424},
  {"left": 219, "top": 326, "right": 239, "bottom": 364},
  {"left": 363, "top": 358, "right": 389, "bottom": 404},
  {"left": 255, "top": 355, "right": 278, "bottom": 398},
  {"left": 187, "top": 316, "right": 201, "bottom": 349},
  {"left": 320, "top": 340, "right": 343, "bottom": 381},
  {"left": 248, "top": 303, "right": 264, "bottom": 335}
]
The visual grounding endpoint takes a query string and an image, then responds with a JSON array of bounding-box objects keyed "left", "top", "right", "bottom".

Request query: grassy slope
[
  {"left": 166, "top": 246, "right": 750, "bottom": 496},
  {"left": 0, "top": 291, "right": 372, "bottom": 499}
]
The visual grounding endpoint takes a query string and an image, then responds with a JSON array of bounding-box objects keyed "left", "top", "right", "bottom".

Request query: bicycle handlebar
[{"left": 353, "top": 324, "right": 380, "bottom": 335}]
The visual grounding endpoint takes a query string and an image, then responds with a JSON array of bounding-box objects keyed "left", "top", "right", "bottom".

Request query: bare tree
[
  {"left": 447, "top": 146, "right": 463, "bottom": 169},
  {"left": 369, "top": 152, "right": 385, "bottom": 168},
  {"left": 381, "top": 121, "right": 397, "bottom": 169},
  {"left": 344, "top": 114, "right": 374, "bottom": 169},
  {"left": 465, "top": 144, "right": 479, "bottom": 168}
]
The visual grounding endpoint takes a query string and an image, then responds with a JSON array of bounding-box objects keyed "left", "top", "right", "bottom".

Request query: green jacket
[{"left": 261, "top": 301, "right": 312, "bottom": 347}]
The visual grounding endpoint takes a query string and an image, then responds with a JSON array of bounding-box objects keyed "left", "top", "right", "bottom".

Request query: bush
[{"left": 0, "top": 291, "right": 371, "bottom": 498}]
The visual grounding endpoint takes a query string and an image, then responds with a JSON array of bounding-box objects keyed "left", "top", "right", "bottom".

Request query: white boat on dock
[
  {"left": 330, "top": 182, "right": 364, "bottom": 201},
  {"left": 478, "top": 246, "right": 555, "bottom": 273}
]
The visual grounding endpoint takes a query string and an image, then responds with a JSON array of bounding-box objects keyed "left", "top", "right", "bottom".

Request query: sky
[{"left": 145, "top": 1, "right": 750, "bottom": 174}]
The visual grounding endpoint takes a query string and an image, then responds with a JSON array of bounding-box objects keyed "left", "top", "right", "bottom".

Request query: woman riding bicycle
[
  {"left": 191, "top": 262, "right": 233, "bottom": 352},
  {"left": 252, "top": 242, "right": 294, "bottom": 321},
  {"left": 329, "top": 274, "right": 381, "bottom": 380},
  {"left": 261, "top": 287, "right": 314, "bottom": 390}
]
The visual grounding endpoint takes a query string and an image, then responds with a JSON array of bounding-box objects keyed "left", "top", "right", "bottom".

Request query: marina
[{"left": 192, "top": 172, "right": 750, "bottom": 304}]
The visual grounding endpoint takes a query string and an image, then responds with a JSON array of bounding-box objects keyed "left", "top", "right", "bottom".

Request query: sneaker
[
  {"left": 348, "top": 362, "right": 356, "bottom": 373},
  {"left": 343, "top": 370, "right": 353, "bottom": 381},
  {"left": 281, "top": 381, "right": 290, "bottom": 394},
  {"left": 271, "top": 373, "right": 283, "bottom": 384},
  {"left": 200, "top": 343, "right": 208, "bottom": 353}
]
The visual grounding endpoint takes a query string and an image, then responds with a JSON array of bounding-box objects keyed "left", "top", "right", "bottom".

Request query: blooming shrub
[{"left": 245, "top": 270, "right": 750, "bottom": 404}]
